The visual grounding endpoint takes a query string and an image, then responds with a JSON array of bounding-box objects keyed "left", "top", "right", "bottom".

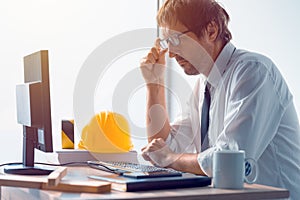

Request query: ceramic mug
[{"left": 213, "top": 150, "right": 258, "bottom": 189}]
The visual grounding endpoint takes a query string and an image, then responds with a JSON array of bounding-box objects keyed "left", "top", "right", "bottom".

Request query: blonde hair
[{"left": 157, "top": 0, "right": 232, "bottom": 43}]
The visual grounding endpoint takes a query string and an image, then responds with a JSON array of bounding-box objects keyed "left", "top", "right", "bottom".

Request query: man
[{"left": 140, "top": 0, "right": 300, "bottom": 199}]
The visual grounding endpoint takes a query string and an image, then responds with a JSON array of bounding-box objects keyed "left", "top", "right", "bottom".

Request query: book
[
  {"left": 89, "top": 173, "right": 211, "bottom": 192},
  {"left": 35, "top": 149, "right": 138, "bottom": 164},
  {"left": 56, "top": 149, "right": 138, "bottom": 164}
]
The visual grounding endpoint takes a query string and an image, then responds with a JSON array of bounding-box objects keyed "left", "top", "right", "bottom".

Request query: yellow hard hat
[{"left": 78, "top": 111, "right": 133, "bottom": 153}]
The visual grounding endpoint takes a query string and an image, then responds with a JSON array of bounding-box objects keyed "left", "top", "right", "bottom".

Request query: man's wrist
[
  {"left": 166, "top": 152, "right": 181, "bottom": 168},
  {"left": 146, "top": 83, "right": 165, "bottom": 96},
  {"left": 146, "top": 83, "right": 165, "bottom": 89}
]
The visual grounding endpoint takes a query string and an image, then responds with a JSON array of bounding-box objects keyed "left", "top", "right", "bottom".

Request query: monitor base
[{"left": 4, "top": 164, "right": 53, "bottom": 175}]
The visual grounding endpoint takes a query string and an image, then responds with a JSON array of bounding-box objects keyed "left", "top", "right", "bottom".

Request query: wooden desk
[{"left": 1, "top": 166, "right": 289, "bottom": 200}]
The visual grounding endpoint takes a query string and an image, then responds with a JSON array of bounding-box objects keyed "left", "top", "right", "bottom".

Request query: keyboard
[{"left": 87, "top": 160, "right": 182, "bottom": 178}]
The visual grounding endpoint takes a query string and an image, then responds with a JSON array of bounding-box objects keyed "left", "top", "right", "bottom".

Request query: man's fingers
[
  {"left": 141, "top": 147, "right": 152, "bottom": 161},
  {"left": 142, "top": 152, "right": 151, "bottom": 161},
  {"left": 155, "top": 38, "right": 161, "bottom": 49},
  {"left": 158, "top": 48, "right": 168, "bottom": 63},
  {"left": 160, "top": 48, "right": 168, "bottom": 56},
  {"left": 151, "top": 47, "right": 159, "bottom": 59},
  {"left": 151, "top": 138, "right": 166, "bottom": 147},
  {"left": 140, "top": 38, "right": 166, "bottom": 65},
  {"left": 147, "top": 52, "right": 156, "bottom": 64}
]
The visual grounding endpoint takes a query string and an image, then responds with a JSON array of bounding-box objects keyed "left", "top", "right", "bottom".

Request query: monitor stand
[
  {"left": 4, "top": 164, "right": 53, "bottom": 175},
  {"left": 4, "top": 126, "right": 54, "bottom": 175}
]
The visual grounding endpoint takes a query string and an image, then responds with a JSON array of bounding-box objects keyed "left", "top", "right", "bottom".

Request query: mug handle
[{"left": 244, "top": 158, "right": 259, "bottom": 184}]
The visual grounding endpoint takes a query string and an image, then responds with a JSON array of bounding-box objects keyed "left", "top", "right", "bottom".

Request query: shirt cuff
[{"left": 197, "top": 147, "right": 217, "bottom": 177}]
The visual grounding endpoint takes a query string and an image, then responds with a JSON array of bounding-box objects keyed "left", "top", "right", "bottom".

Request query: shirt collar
[{"left": 206, "top": 42, "right": 236, "bottom": 89}]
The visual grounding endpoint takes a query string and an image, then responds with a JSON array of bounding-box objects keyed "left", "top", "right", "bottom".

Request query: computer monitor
[{"left": 4, "top": 50, "right": 54, "bottom": 175}]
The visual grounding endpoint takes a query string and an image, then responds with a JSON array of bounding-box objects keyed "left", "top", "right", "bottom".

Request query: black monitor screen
[
  {"left": 4, "top": 50, "right": 54, "bottom": 175},
  {"left": 23, "top": 50, "right": 53, "bottom": 152}
]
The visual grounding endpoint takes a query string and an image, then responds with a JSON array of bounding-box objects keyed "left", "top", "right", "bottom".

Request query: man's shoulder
[
  {"left": 229, "top": 47, "right": 292, "bottom": 103},
  {"left": 233, "top": 48, "right": 273, "bottom": 66},
  {"left": 228, "top": 48, "right": 278, "bottom": 77}
]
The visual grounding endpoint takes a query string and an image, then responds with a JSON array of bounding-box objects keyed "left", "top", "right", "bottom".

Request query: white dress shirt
[{"left": 165, "top": 42, "right": 300, "bottom": 200}]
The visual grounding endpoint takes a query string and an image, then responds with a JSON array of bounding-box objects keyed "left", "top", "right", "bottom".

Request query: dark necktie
[{"left": 201, "top": 84, "right": 211, "bottom": 151}]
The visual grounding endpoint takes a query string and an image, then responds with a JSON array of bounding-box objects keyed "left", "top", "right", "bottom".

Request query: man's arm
[
  {"left": 145, "top": 84, "right": 171, "bottom": 142},
  {"left": 168, "top": 153, "right": 205, "bottom": 175},
  {"left": 140, "top": 40, "right": 170, "bottom": 142}
]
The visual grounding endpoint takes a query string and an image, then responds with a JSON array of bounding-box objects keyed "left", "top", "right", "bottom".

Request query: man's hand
[
  {"left": 140, "top": 39, "right": 168, "bottom": 85},
  {"left": 141, "top": 138, "right": 179, "bottom": 167},
  {"left": 142, "top": 138, "right": 206, "bottom": 175}
]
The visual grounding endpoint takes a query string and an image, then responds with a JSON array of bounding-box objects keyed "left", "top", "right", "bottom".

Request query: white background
[
  {"left": 0, "top": 0, "right": 157, "bottom": 163},
  {"left": 0, "top": 0, "right": 299, "bottom": 163}
]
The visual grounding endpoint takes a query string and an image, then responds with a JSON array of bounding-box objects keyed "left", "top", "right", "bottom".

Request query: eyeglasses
[{"left": 159, "top": 30, "right": 191, "bottom": 50}]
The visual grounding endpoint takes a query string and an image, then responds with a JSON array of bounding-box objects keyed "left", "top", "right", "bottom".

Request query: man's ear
[{"left": 206, "top": 21, "right": 219, "bottom": 41}]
